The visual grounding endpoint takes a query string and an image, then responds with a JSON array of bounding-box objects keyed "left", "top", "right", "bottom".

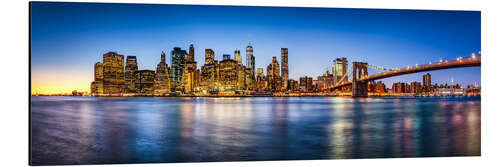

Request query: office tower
[
  {"left": 392, "top": 82, "right": 406, "bottom": 93},
  {"left": 237, "top": 64, "right": 245, "bottom": 90},
  {"left": 102, "top": 52, "right": 125, "bottom": 94},
  {"left": 91, "top": 62, "right": 104, "bottom": 95},
  {"left": 271, "top": 56, "right": 281, "bottom": 90},
  {"left": 219, "top": 57, "right": 238, "bottom": 89},
  {"left": 246, "top": 42, "right": 255, "bottom": 78},
  {"left": 183, "top": 43, "right": 198, "bottom": 94},
  {"left": 288, "top": 79, "right": 299, "bottom": 91},
  {"left": 410, "top": 81, "right": 423, "bottom": 93},
  {"left": 317, "top": 67, "right": 334, "bottom": 90},
  {"left": 135, "top": 70, "right": 155, "bottom": 94},
  {"left": 299, "top": 76, "right": 313, "bottom": 92},
  {"left": 205, "top": 49, "right": 215, "bottom": 65},
  {"left": 234, "top": 50, "right": 242, "bottom": 64},
  {"left": 256, "top": 68, "right": 268, "bottom": 91},
  {"left": 124, "top": 56, "right": 138, "bottom": 93},
  {"left": 154, "top": 51, "right": 171, "bottom": 95},
  {"left": 170, "top": 47, "right": 187, "bottom": 92},
  {"left": 201, "top": 49, "right": 217, "bottom": 90},
  {"left": 245, "top": 67, "right": 255, "bottom": 90},
  {"left": 333, "top": 57, "right": 348, "bottom": 85},
  {"left": 223, "top": 54, "right": 231, "bottom": 61},
  {"left": 187, "top": 42, "right": 195, "bottom": 62},
  {"left": 423, "top": 73, "right": 432, "bottom": 92},
  {"left": 281, "top": 48, "right": 288, "bottom": 90}
]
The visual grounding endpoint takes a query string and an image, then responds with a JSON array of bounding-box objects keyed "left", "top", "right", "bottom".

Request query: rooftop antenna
[{"left": 248, "top": 34, "right": 251, "bottom": 46}]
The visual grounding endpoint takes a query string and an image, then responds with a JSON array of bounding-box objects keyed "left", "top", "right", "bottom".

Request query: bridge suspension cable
[{"left": 366, "top": 64, "right": 396, "bottom": 71}]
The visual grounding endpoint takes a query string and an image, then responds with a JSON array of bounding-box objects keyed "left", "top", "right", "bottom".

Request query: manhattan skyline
[{"left": 30, "top": 2, "right": 481, "bottom": 94}]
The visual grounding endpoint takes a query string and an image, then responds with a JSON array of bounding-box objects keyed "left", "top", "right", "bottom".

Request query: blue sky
[{"left": 30, "top": 2, "right": 481, "bottom": 92}]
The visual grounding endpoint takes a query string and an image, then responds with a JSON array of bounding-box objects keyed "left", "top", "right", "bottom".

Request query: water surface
[{"left": 30, "top": 96, "right": 481, "bottom": 165}]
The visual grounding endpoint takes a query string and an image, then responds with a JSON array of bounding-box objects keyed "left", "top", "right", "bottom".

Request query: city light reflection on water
[{"left": 31, "top": 96, "right": 480, "bottom": 165}]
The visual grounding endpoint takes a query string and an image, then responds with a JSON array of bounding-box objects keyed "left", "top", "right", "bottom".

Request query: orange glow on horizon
[{"left": 31, "top": 70, "right": 92, "bottom": 95}]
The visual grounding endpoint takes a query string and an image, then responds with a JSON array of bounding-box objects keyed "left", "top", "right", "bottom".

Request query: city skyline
[{"left": 30, "top": 2, "right": 481, "bottom": 94}]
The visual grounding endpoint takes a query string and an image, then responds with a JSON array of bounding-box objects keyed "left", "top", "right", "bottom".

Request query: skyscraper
[
  {"left": 333, "top": 57, "right": 348, "bottom": 85},
  {"left": 102, "top": 52, "right": 125, "bottom": 94},
  {"left": 91, "top": 62, "right": 104, "bottom": 95},
  {"left": 223, "top": 54, "right": 231, "bottom": 60},
  {"left": 170, "top": 47, "right": 187, "bottom": 92},
  {"left": 281, "top": 48, "right": 288, "bottom": 90},
  {"left": 270, "top": 56, "right": 281, "bottom": 90},
  {"left": 234, "top": 50, "right": 241, "bottom": 64},
  {"left": 124, "top": 56, "right": 138, "bottom": 93},
  {"left": 246, "top": 42, "right": 255, "bottom": 78},
  {"left": 423, "top": 73, "right": 432, "bottom": 92},
  {"left": 205, "top": 49, "right": 215, "bottom": 65},
  {"left": 135, "top": 70, "right": 155, "bottom": 94},
  {"left": 187, "top": 42, "right": 195, "bottom": 62},
  {"left": 219, "top": 57, "right": 238, "bottom": 89},
  {"left": 184, "top": 43, "right": 198, "bottom": 94},
  {"left": 201, "top": 49, "right": 217, "bottom": 90},
  {"left": 154, "top": 51, "right": 171, "bottom": 95}
]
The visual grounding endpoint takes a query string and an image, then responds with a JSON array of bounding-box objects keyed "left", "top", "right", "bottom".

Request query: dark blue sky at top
[{"left": 31, "top": 2, "right": 481, "bottom": 86}]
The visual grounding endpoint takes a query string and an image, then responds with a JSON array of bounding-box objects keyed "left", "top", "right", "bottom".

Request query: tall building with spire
[
  {"left": 183, "top": 43, "right": 198, "bottom": 94},
  {"left": 154, "top": 51, "right": 171, "bottom": 95},
  {"left": 187, "top": 42, "right": 195, "bottom": 62},
  {"left": 246, "top": 41, "right": 255, "bottom": 78},
  {"left": 281, "top": 48, "right": 288, "bottom": 90}
]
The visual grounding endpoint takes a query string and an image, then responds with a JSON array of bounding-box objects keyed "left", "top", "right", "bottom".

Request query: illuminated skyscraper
[
  {"left": 223, "top": 54, "right": 231, "bottom": 60},
  {"left": 299, "top": 76, "right": 313, "bottom": 92},
  {"left": 281, "top": 48, "right": 288, "bottom": 90},
  {"left": 333, "top": 57, "right": 348, "bottom": 85},
  {"left": 170, "top": 47, "right": 187, "bottom": 92},
  {"left": 201, "top": 49, "right": 217, "bottom": 90},
  {"left": 423, "top": 73, "right": 432, "bottom": 92},
  {"left": 124, "top": 56, "right": 138, "bottom": 93},
  {"left": 187, "top": 42, "right": 195, "bottom": 62},
  {"left": 154, "top": 51, "right": 171, "bottom": 95},
  {"left": 234, "top": 50, "right": 241, "bottom": 64},
  {"left": 205, "top": 49, "right": 215, "bottom": 65},
  {"left": 246, "top": 42, "right": 255, "bottom": 78},
  {"left": 219, "top": 58, "right": 238, "bottom": 89},
  {"left": 90, "top": 62, "right": 104, "bottom": 95},
  {"left": 256, "top": 68, "right": 268, "bottom": 91},
  {"left": 183, "top": 43, "right": 198, "bottom": 94},
  {"left": 271, "top": 56, "right": 281, "bottom": 90},
  {"left": 237, "top": 64, "right": 245, "bottom": 90},
  {"left": 135, "top": 70, "right": 155, "bottom": 94},
  {"left": 102, "top": 52, "right": 125, "bottom": 94}
]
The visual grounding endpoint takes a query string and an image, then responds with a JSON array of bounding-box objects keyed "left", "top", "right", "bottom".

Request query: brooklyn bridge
[{"left": 325, "top": 55, "right": 481, "bottom": 97}]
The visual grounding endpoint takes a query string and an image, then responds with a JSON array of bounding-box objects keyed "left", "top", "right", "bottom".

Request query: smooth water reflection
[{"left": 30, "top": 96, "right": 480, "bottom": 165}]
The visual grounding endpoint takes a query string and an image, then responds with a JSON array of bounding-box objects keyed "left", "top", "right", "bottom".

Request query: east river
[{"left": 30, "top": 96, "right": 480, "bottom": 165}]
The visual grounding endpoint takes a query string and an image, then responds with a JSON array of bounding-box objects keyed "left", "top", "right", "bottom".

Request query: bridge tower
[{"left": 352, "top": 62, "right": 368, "bottom": 97}]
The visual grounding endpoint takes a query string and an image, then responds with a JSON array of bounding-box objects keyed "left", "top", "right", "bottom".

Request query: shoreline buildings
[{"left": 88, "top": 43, "right": 479, "bottom": 97}]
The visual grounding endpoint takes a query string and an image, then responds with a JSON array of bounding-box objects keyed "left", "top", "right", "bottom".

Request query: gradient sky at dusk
[{"left": 30, "top": 2, "right": 480, "bottom": 94}]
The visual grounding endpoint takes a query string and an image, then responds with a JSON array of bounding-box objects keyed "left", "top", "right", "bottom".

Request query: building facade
[
  {"left": 170, "top": 47, "right": 187, "bottom": 92},
  {"left": 124, "top": 56, "right": 138, "bottom": 93},
  {"left": 102, "top": 52, "right": 125, "bottom": 94},
  {"left": 333, "top": 57, "right": 348, "bottom": 85},
  {"left": 281, "top": 48, "right": 289, "bottom": 90},
  {"left": 154, "top": 51, "right": 171, "bottom": 95}
]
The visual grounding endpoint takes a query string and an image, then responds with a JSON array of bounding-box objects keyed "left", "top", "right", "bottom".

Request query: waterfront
[{"left": 30, "top": 96, "right": 480, "bottom": 165}]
